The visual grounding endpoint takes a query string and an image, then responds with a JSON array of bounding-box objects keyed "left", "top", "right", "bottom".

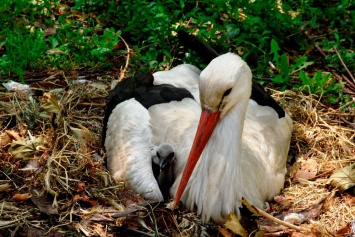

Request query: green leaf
[
  {"left": 279, "top": 54, "right": 289, "bottom": 76},
  {"left": 328, "top": 164, "right": 355, "bottom": 191},
  {"left": 299, "top": 70, "right": 310, "bottom": 85},
  {"left": 91, "top": 48, "right": 110, "bottom": 56},
  {"left": 162, "top": 49, "right": 172, "bottom": 60},
  {"left": 270, "top": 39, "right": 281, "bottom": 62},
  {"left": 48, "top": 36, "right": 59, "bottom": 49},
  {"left": 273, "top": 75, "right": 284, "bottom": 84},
  {"left": 334, "top": 32, "right": 340, "bottom": 45},
  {"left": 290, "top": 56, "right": 313, "bottom": 74},
  {"left": 179, "top": 0, "right": 185, "bottom": 9},
  {"left": 280, "top": 84, "right": 287, "bottom": 91}
]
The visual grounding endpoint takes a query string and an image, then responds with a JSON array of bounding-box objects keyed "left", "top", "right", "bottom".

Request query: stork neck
[
  {"left": 183, "top": 98, "right": 249, "bottom": 222},
  {"left": 210, "top": 100, "right": 247, "bottom": 163}
]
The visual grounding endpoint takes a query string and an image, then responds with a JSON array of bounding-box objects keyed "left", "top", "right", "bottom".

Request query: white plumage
[{"left": 104, "top": 53, "right": 292, "bottom": 223}]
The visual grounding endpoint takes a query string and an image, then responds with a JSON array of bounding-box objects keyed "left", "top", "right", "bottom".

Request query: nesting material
[{"left": 0, "top": 78, "right": 354, "bottom": 236}]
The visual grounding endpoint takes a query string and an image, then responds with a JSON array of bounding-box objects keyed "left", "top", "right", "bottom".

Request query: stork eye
[
  {"left": 167, "top": 152, "right": 175, "bottom": 161},
  {"left": 222, "top": 88, "right": 232, "bottom": 97}
]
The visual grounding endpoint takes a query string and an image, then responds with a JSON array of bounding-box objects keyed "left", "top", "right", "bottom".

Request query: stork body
[{"left": 104, "top": 53, "right": 292, "bottom": 222}]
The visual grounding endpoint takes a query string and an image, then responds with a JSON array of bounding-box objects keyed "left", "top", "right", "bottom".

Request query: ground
[
  {"left": 0, "top": 67, "right": 354, "bottom": 236},
  {"left": 1, "top": 1, "right": 355, "bottom": 236}
]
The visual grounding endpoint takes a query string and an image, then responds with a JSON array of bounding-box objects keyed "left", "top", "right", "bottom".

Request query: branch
[
  {"left": 333, "top": 46, "right": 355, "bottom": 84},
  {"left": 118, "top": 35, "right": 131, "bottom": 82},
  {"left": 252, "top": 205, "right": 312, "bottom": 233}
]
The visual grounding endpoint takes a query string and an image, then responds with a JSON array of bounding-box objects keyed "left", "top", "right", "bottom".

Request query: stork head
[
  {"left": 199, "top": 53, "right": 252, "bottom": 118},
  {"left": 173, "top": 53, "right": 252, "bottom": 207},
  {"left": 155, "top": 143, "right": 175, "bottom": 170}
]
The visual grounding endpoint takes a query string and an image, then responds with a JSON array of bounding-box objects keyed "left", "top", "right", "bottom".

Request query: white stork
[{"left": 103, "top": 34, "right": 293, "bottom": 223}]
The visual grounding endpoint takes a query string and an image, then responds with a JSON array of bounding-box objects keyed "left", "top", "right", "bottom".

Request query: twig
[
  {"left": 252, "top": 205, "right": 312, "bottom": 233},
  {"left": 118, "top": 35, "right": 131, "bottom": 82},
  {"left": 341, "top": 74, "right": 355, "bottom": 91},
  {"left": 333, "top": 46, "right": 355, "bottom": 84},
  {"left": 314, "top": 44, "right": 327, "bottom": 58},
  {"left": 333, "top": 99, "right": 355, "bottom": 112},
  {"left": 308, "top": 35, "right": 355, "bottom": 91},
  {"left": 333, "top": 73, "right": 355, "bottom": 91},
  {"left": 339, "top": 117, "right": 355, "bottom": 128},
  {"left": 76, "top": 102, "right": 106, "bottom": 108}
]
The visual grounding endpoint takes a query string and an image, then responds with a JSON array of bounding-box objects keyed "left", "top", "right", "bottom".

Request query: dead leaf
[
  {"left": 30, "top": 190, "right": 58, "bottom": 215},
  {"left": 77, "top": 182, "right": 86, "bottom": 193},
  {"left": 336, "top": 222, "right": 355, "bottom": 236},
  {"left": 342, "top": 193, "right": 355, "bottom": 205},
  {"left": 274, "top": 195, "right": 294, "bottom": 208},
  {"left": 0, "top": 183, "right": 10, "bottom": 192},
  {"left": 0, "top": 132, "right": 12, "bottom": 147},
  {"left": 73, "top": 194, "right": 98, "bottom": 207},
  {"left": 44, "top": 27, "right": 57, "bottom": 37},
  {"left": 337, "top": 223, "right": 351, "bottom": 236},
  {"left": 5, "top": 130, "right": 21, "bottom": 141},
  {"left": 46, "top": 48, "right": 67, "bottom": 55},
  {"left": 9, "top": 139, "right": 36, "bottom": 159},
  {"left": 41, "top": 92, "right": 61, "bottom": 114},
  {"left": 254, "top": 230, "right": 266, "bottom": 237},
  {"left": 224, "top": 213, "right": 247, "bottom": 237},
  {"left": 70, "top": 123, "right": 93, "bottom": 143},
  {"left": 296, "top": 199, "right": 324, "bottom": 221},
  {"left": 218, "top": 227, "right": 234, "bottom": 237},
  {"left": 13, "top": 193, "right": 30, "bottom": 201},
  {"left": 241, "top": 198, "right": 260, "bottom": 216},
  {"left": 293, "top": 159, "right": 318, "bottom": 181},
  {"left": 328, "top": 164, "right": 355, "bottom": 192},
  {"left": 9, "top": 135, "right": 47, "bottom": 160},
  {"left": 291, "top": 232, "right": 317, "bottom": 237}
]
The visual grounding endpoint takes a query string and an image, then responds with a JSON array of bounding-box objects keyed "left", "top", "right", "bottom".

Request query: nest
[{"left": 0, "top": 75, "right": 354, "bottom": 236}]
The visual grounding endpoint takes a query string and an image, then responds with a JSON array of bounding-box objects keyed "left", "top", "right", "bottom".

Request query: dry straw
[{"left": 0, "top": 77, "right": 354, "bottom": 236}]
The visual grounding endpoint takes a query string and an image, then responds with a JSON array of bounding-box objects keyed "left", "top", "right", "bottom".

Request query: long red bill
[{"left": 173, "top": 110, "right": 220, "bottom": 208}]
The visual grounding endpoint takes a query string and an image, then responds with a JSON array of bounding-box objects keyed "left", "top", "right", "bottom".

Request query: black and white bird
[
  {"left": 103, "top": 32, "right": 293, "bottom": 223},
  {"left": 151, "top": 143, "right": 176, "bottom": 200}
]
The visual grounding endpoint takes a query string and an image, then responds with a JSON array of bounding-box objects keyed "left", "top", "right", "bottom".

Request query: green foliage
[
  {"left": 270, "top": 39, "right": 314, "bottom": 90},
  {"left": 0, "top": 0, "right": 353, "bottom": 105},
  {"left": 298, "top": 71, "right": 343, "bottom": 103},
  {"left": 23, "top": 96, "right": 41, "bottom": 129},
  {"left": 0, "top": 28, "right": 47, "bottom": 81},
  {"left": 0, "top": 1, "right": 122, "bottom": 78}
]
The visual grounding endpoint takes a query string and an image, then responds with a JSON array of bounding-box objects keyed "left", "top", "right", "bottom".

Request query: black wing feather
[
  {"left": 102, "top": 74, "right": 194, "bottom": 146},
  {"left": 178, "top": 30, "right": 219, "bottom": 65},
  {"left": 102, "top": 73, "right": 154, "bottom": 145}
]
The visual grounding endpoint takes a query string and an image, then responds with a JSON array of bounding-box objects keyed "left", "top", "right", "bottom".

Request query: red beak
[{"left": 173, "top": 110, "right": 220, "bottom": 208}]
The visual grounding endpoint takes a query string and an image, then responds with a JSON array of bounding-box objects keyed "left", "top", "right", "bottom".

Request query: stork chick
[{"left": 151, "top": 144, "right": 175, "bottom": 200}]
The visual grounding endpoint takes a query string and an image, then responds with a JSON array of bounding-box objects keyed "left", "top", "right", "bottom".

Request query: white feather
[
  {"left": 105, "top": 98, "right": 163, "bottom": 201},
  {"left": 105, "top": 53, "right": 293, "bottom": 223}
]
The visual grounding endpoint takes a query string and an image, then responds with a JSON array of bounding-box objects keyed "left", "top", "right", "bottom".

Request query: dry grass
[
  {"left": 0, "top": 76, "right": 354, "bottom": 236},
  {"left": 272, "top": 88, "right": 355, "bottom": 236}
]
